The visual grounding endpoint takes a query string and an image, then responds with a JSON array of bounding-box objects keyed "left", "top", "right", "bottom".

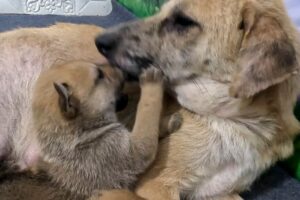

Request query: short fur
[
  {"left": 0, "top": 171, "right": 83, "bottom": 200},
  {"left": 0, "top": 23, "right": 105, "bottom": 170},
  {"left": 32, "top": 61, "right": 164, "bottom": 197},
  {"left": 95, "top": 0, "right": 300, "bottom": 199},
  {"left": 0, "top": 24, "right": 181, "bottom": 199}
]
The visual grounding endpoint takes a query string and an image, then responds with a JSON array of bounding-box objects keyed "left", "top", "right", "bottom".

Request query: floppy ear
[
  {"left": 229, "top": 2, "right": 298, "bottom": 98},
  {"left": 53, "top": 82, "right": 79, "bottom": 119}
]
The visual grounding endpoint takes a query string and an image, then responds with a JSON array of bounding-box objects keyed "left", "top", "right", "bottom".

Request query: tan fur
[
  {"left": 0, "top": 23, "right": 106, "bottom": 170},
  {"left": 30, "top": 62, "right": 166, "bottom": 197},
  {"left": 0, "top": 23, "right": 183, "bottom": 199},
  {"left": 94, "top": 0, "right": 300, "bottom": 199}
]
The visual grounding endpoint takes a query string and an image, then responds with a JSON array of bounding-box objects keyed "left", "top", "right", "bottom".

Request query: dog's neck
[
  {"left": 172, "top": 76, "right": 300, "bottom": 137},
  {"left": 172, "top": 77, "right": 246, "bottom": 118}
]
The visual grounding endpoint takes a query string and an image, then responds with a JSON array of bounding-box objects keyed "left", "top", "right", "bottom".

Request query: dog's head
[
  {"left": 33, "top": 61, "right": 127, "bottom": 127},
  {"left": 96, "top": 0, "right": 298, "bottom": 98}
]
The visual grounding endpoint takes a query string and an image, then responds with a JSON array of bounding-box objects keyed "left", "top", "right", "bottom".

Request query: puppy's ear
[
  {"left": 53, "top": 82, "right": 79, "bottom": 119},
  {"left": 229, "top": 2, "right": 298, "bottom": 98}
]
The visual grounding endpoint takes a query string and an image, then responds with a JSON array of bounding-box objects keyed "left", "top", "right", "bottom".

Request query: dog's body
[
  {"left": 0, "top": 23, "right": 105, "bottom": 170},
  {"left": 95, "top": 0, "right": 300, "bottom": 199},
  {"left": 31, "top": 61, "right": 164, "bottom": 197},
  {"left": 33, "top": 62, "right": 163, "bottom": 196}
]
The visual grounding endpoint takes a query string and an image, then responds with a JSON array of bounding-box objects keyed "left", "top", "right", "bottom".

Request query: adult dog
[{"left": 95, "top": 0, "right": 300, "bottom": 199}]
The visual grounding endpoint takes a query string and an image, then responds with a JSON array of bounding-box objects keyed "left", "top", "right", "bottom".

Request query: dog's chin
[
  {"left": 108, "top": 55, "right": 153, "bottom": 79},
  {"left": 115, "top": 93, "right": 129, "bottom": 112}
]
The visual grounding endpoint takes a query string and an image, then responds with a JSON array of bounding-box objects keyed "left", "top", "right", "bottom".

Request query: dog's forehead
[
  {"left": 48, "top": 63, "right": 97, "bottom": 91},
  {"left": 163, "top": 0, "right": 242, "bottom": 21}
]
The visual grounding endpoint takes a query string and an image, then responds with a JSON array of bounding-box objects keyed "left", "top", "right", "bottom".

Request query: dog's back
[{"left": 0, "top": 23, "right": 104, "bottom": 169}]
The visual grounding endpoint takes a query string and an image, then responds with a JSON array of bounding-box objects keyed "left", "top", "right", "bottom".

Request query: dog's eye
[
  {"left": 97, "top": 69, "right": 104, "bottom": 80},
  {"left": 173, "top": 13, "right": 198, "bottom": 29},
  {"left": 160, "top": 12, "right": 200, "bottom": 35},
  {"left": 238, "top": 20, "right": 245, "bottom": 30},
  {"left": 62, "top": 83, "right": 69, "bottom": 89}
]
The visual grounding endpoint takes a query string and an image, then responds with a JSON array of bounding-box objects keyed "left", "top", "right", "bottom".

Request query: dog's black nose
[{"left": 95, "top": 33, "right": 119, "bottom": 57}]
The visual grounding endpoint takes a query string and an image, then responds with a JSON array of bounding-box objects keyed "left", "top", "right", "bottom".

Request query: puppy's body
[
  {"left": 32, "top": 62, "right": 164, "bottom": 197},
  {"left": 0, "top": 23, "right": 105, "bottom": 170},
  {"left": 96, "top": 0, "right": 300, "bottom": 199}
]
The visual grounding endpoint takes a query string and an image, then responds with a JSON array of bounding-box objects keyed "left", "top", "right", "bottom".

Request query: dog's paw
[
  {"left": 89, "top": 189, "right": 142, "bottom": 200},
  {"left": 88, "top": 190, "right": 102, "bottom": 200},
  {"left": 140, "top": 67, "right": 164, "bottom": 85},
  {"left": 168, "top": 112, "right": 183, "bottom": 133}
]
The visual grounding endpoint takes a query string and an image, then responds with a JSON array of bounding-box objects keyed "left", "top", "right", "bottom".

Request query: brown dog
[{"left": 94, "top": 0, "right": 300, "bottom": 199}]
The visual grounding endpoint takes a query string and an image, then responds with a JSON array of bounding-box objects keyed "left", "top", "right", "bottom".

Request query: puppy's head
[
  {"left": 33, "top": 61, "right": 126, "bottom": 126},
  {"left": 96, "top": 0, "right": 299, "bottom": 98}
]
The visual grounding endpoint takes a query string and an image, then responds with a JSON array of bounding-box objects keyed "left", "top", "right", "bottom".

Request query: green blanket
[
  {"left": 285, "top": 103, "right": 300, "bottom": 180},
  {"left": 117, "top": 0, "right": 165, "bottom": 17}
]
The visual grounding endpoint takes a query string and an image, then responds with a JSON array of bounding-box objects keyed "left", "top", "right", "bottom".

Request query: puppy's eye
[
  {"left": 97, "top": 69, "right": 104, "bottom": 79},
  {"left": 238, "top": 20, "right": 245, "bottom": 30},
  {"left": 62, "top": 83, "right": 69, "bottom": 89}
]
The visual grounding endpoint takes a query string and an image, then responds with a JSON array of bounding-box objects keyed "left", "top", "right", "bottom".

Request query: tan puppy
[
  {"left": 31, "top": 61, "right": 165, "bottom": 197},
  {"left": 0, "top": 23, "right": 105, "bottom": 171},
  {"left": 94, "top": 0, "right": 300, "bottom": 199}
]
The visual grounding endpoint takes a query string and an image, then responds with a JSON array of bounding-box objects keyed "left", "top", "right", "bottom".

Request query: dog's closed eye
[
  {"left": 160, "top": 11, "right": 201, "bottom": 34},
  {"left": 97, "top": 69, "right": 104, "bottom": 80},
  {"left": 173, "top": 12, "right": 200, "bottom": 30},
  {"left": 238, "top": 20, "right": 245, "bottom": 30},
  {"left": 94, "top": 68, "right": 105, "bottom": 85}
]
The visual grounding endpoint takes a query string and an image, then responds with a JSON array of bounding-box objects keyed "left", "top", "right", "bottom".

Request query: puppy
[
  {"left": 31, "top": 61, "right": 165, "bottom": 197},
  {"left": 0, "top": 23, "right": 105, "bottom": 171},
  {"left": 95, "top": 0, "right": 300, "bottom": 199}
]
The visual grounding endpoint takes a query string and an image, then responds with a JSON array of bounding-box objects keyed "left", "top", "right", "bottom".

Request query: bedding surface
[{"left": 0, "top": 0, "right": 299, "bottom": 199}]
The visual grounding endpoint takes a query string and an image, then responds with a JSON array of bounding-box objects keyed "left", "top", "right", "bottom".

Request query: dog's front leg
[
  {"left": 89, "top": 68, "right": 164, "bottom": 200},
  {"left": 129, "top": 67, "right": 164, "bottom": 169},
  {"left": 89, "top": 189, "right": 145, "bottom": 200},
  {"left": 159, "top": 112, "right": 183, "bottom": 138}
]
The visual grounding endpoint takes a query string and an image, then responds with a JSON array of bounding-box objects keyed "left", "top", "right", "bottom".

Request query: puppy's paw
[
  {"left": 168, "top": 112, "right": 183, "bottom": 133},
  {"left": 89, "top": 189, "right": 143, "bottom": 200},
  {"left": 88, "top": 190, "right": 102, "bottom": 200},
  {"left": 140, "top": 67, "right": 164, "bottom": 85}
]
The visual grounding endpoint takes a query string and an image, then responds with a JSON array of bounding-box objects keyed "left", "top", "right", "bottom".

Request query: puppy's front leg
[
  {"left": 89, "top": 68, "right": 164, "bottom": 200},
  {"left": 130, "top": 67, "right": 164, "bottom": 167},
  {"left": 159, "top": 112, "right": 183, "bottom": 138},
  {"left": 89, "top": 190, "right": 145, "bottom": 200}
]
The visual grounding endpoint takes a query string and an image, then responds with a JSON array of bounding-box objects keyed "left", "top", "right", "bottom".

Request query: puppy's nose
[{"left": 95, "top": 33, "right": 119, "bottom": 57}]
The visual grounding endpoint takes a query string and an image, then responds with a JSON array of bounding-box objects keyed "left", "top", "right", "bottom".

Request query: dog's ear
[
  {"left": 229, "top": 2, "right": 298, "bottom": 98},
  {"left": 53, "top": 82, "right": 79, "bottom": 119}
]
